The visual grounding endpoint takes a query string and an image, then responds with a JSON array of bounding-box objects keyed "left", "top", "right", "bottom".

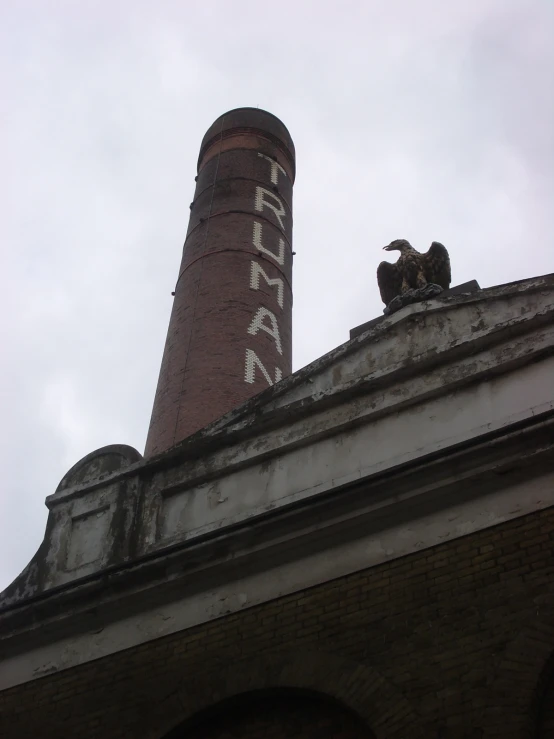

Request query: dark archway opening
[{"left": 162, "top": 688, "right": 376, "bottom": 739}]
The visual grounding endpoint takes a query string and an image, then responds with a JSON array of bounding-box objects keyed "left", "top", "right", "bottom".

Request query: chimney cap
[{"left": 198, "top": 107, "right": 295, "bottom": 179}]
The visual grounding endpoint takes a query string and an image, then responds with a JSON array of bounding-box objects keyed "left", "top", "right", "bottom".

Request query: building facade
[{"left": 1, "top": 110, "right": 553, "bottom": 738}]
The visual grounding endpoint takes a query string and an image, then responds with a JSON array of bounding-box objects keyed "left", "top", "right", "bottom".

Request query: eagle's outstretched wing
[
  {"left": 377, "top": 260, "right": 402, "bottom": 305},
  {"left": 424, "top": 241, "right": 451, "bottom": 290}
]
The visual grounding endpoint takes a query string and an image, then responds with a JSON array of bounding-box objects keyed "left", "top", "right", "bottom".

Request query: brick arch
[
  {"left": 483, "top": 594, "right": 554, "bottom": 738},
  {"left": 139, "top": 649, "right": 431, "bottom": 739}
]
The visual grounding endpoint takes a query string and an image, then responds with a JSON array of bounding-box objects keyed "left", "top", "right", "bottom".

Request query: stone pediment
[
  {"left": 3, "top": 273, "right": 554, "bottom": 597},
  {"left": 197, "top": 272, "right": 554, "bottom": 440},
  {"left": 1, "top": 273, "right": 553, "bottom": 689}
]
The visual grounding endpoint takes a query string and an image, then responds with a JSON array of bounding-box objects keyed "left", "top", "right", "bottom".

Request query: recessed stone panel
[{"left": 65, "top": 505, "right": 111, "bottom": 571}]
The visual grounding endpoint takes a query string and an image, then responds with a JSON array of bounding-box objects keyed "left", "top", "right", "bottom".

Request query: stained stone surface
[{"left": 383, "top": 283, "right": 444, "bottom": 315}]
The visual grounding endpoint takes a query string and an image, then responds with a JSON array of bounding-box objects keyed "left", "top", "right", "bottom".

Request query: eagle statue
[{"left": 377, "top": 239, "right": 451, "bottom": 307}]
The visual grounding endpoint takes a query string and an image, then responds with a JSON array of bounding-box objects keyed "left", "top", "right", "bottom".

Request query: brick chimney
[{"left": 144, "top": 108, "right": 295, "bottom": 456}]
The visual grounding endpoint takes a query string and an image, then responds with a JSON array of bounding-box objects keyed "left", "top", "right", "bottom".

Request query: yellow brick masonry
[{"left": 1, "top": 506, "right": 553, "bottom": 739}]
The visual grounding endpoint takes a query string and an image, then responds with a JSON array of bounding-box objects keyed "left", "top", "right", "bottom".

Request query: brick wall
[
  {"left": 1, "top": 506, "right": 553, "bottom": 739},
  {"left": 538, "top": 658, "right": 554, "bottom": 738}
]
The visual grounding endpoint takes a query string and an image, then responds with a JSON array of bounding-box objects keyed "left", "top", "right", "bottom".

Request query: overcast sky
[{"left": 1, "top": 0, "right": 553, "bottom": 591}]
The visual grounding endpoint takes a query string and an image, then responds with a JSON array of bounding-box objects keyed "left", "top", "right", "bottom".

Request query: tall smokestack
[{"left": 145, "top": 108, "right": 295, "bottom": 457}]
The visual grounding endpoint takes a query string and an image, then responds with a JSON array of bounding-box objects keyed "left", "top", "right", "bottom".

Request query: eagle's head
[{"left": 383, "top": 238, "right": 412, "bottom": 252}]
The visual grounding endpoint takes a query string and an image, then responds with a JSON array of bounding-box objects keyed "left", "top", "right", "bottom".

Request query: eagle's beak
[{"left": 383, "top": 245, "right": 390, "bottom": 250}]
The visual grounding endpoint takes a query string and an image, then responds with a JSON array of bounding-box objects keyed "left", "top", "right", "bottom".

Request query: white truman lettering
[
  {"left": 250, "top": 261, "right": 284, "bottom": 309},
  {"left": 245, "top": 156, "right": 289, "bottom": 388},
  {"left": 255, "top": 187, "right": 286, "bottom": 230},
  {"left": 247, "top": 307, "right": 282, "bottom": 354},
  {"left": 257, "top": 153, "right": 287, "bottom": 185},
  {"left": 244, "top": 349, "right": 282, "bottom": 386},
  {"left": 252, "top": 221, "right": 285, "bottom": 265}
]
